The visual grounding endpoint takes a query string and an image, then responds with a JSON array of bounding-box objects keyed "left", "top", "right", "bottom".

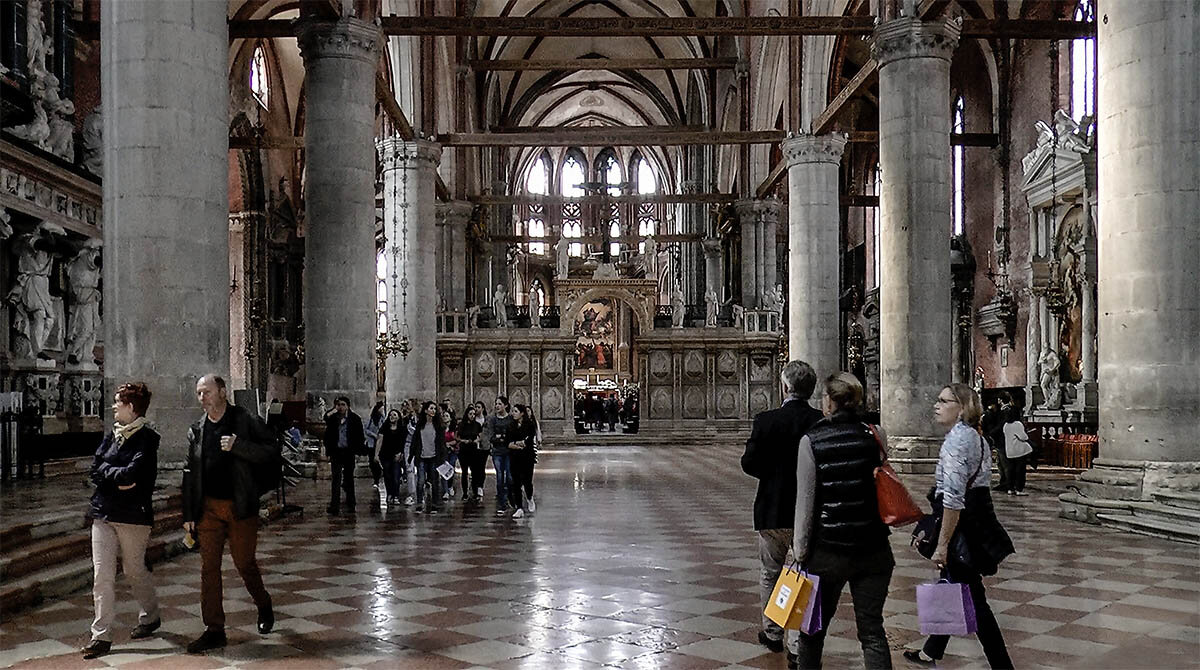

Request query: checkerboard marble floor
[{"left": 3, "top": 443, "right": 1198, "bottom": 669}]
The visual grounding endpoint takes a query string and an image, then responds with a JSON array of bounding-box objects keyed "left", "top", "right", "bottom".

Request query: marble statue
[
  {"left": 731, "top": 303, "right": 745, "bottom": 329},
  {"left": 766, "top": 283, "right": 786, "bottom": 314},
  {"left": 556, "top": 239, "right": 570, "bottom": 278},
  {"left": 44, "top": 89, "right": 75, "bottom": 162},
  {"left": 670, "top": 282, "right": 685, "bottom": 329},
  {"left": 529, "top": 290, "right": 542, "bottom": 329},
  {"left": 494, "top": 283, "right": 509, "bottom": 328},
  {"left": 81, "top": 105, "right": 103, "bottom": 175},
  {"left": 0, "top": 209, "right": 12, "bottom": 241},
  {"left": 9, "top": 83, "right": 50, "bottom": 147},
  {"left": 643, "top": 235, "right": 658, "bottom": 276},
  {"left": 66, "top": 239, "right": 102, "bottom": 366},
  {"left": 1039, "top": 348, "right": 1062, "bottom": 410},
  {"left": 6, "top": 223, "right": 63, "bottom": 360},
  {"left": 704, "top": 289, "right": 719, "bottom": 328}
]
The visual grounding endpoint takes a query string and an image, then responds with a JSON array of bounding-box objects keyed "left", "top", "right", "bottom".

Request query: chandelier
[{"left": 378, "top": 141, "right": 412, "bottom": 361}]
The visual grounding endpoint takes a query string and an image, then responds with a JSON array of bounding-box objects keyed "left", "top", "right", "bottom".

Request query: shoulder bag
[{"left": 867, "top": 424, "right": 924, "bottom": 527}]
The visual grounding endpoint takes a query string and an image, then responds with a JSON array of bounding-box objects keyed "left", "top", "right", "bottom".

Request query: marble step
[
  {"left": 1154, "top": 490, "right": 1200, "bottom": 512},
  {"left": 1128, "top": 500, "right": 1200, "bottom": 525},
  {"left": 0, "top": 488, "right": 181, "bottom": 553},
  {"left": 1096, "top": 511, "right": 1200, "bottom": 545}
]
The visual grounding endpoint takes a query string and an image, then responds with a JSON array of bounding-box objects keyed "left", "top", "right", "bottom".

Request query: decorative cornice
[
  {"left": 781, "top": 132, "right": 848, "bottom": 167},
  {"left": 871, "top": 17, "right": 960, "bottom": 66},
  {"left": 296, "top": 18, "right": 381, "bottom": 65},
  {"left": 376, "top": 137, "right": 442, "bottom": 171},
  {"left": 733, "top": 198, "right": 782, "bottom": 224}
]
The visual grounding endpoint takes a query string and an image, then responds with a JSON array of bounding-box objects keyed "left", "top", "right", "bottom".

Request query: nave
[{"left": 2, "top": 444, "right": 1197, "bottom": 669}]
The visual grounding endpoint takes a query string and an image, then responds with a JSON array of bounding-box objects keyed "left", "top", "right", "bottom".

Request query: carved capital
[
  {"left": 436, "top": 200, "right": 474, "bottom": 227},
  {"left": 733, "top": 198, "right": 782, "bottom": 226},
  {"left": 701, "top": 236, "right": 722, "bottom": 256},
  {"left": 376, "top": 137, "right": 442, "bottom": 172},
  {"left": 297, "top": 18, "right": 382, "bottom": 65},
  {"left": 781, "top": 132, "right": 848, "bottom": 168},
  {"left": 871, "top": 18, "right": 960, "bottom": 66}
]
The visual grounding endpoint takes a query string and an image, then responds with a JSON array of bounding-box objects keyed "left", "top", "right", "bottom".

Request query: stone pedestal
[
  {"left": 438, "top": 201, "right": 473, "bottom": 311},
  {"left": 782, "top": 133, "right": 847, "bottom": 380},
  {"left": 378, "top": 139, "right": 442, "bottom": 405},
  {"left": 101, "top": 0, "right": 228, "bottom": 458},
  {"left": 298, "top": 18, "right": 381, "bottom": 413},
  {"left": 735, "top": 199, "right": 780, "bottom": 310},
  {"left": 1063, "top": 1, "right": 1200, "bottom": 526},
  {"left": 872, "top": 18, "right": 960, "bottom": 469}
]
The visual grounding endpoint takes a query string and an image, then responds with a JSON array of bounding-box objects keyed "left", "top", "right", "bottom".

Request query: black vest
[{"left": 807, "top": 412, "right": 889, "bottom": 550}]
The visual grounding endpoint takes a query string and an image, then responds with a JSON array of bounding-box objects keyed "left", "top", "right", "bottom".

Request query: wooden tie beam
[
  {"left": 469, "top": 58, "right": 739, "bottom": 71},
  {"left": 471, "top": 193, "right": 737, "bottom": 206}
]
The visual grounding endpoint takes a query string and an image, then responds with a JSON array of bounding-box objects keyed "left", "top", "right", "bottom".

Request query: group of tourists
[
  {"left": 321, "top": 395, "right": 541, "bottom": 519},
  {"left": 743, "top": 361, "right": 1015, "bottom": 670}
]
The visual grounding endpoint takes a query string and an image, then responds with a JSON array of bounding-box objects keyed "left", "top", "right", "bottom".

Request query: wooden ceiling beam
[
  {"left": 440, "top": 129, "right": 787, "bottom": 147},
  {"left": 811, "top": 58, "right": 879, "bottom": 135},
  {"left": 491, "top": 233, "right": 703, "bottom": 244},
  {"left": 469, "top": 58, "right": 739, "bottom": 71},
  {"left": 471, "top": 193, "right": 737, "bottom": 206}
]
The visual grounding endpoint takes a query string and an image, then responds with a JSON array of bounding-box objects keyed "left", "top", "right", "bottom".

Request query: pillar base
[
  {"left": 885, "top": 436, "right": 942, "bottom": 474},
  {"left": 1059, "top": 458, "right": 1200, "bottom": 543}
]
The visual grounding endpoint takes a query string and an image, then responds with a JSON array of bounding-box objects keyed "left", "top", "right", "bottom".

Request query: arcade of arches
[{"left": 0, "top": 0, "right": 1198, "bottom": 665}]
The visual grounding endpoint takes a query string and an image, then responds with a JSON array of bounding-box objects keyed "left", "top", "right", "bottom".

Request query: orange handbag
[{"left": 867, "top": 424, "right": 924, "bottom": 527}]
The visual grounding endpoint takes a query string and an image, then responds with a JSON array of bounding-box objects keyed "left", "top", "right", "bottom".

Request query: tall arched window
[
  {"left": 1071, "top": 0, "right": 1096, "bottom": 121},
  {"left": 633, "top": 155, "right": 658, "bottom": 253},
  {"left": 376, "top": 251, "right": 388, "bottom": 333},
  {"left": 250, "top": 45, "right": 269, "bottom": 109},
  {"left": 562, "top": 153, "right": 586, "bottom": 256},
  {"left": 525, "top": 156, "right": 549, "bottom": 255},
  {"left": 951, "top": 95, "right": 965, "bottom": 236}
]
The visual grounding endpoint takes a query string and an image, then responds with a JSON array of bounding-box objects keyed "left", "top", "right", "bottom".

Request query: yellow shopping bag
[{"left": 764, "top": 567, "right": 814, "bottom": 629}]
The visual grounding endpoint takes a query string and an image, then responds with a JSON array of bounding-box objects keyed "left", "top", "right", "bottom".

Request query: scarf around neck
[{"left": 114, "top": 416, "right": 148, "bottom": 443}]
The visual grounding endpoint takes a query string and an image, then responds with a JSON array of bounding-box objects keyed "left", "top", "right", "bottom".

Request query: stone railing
[
  {"left": 743, "top": 309, "right": 783, "bottom": 334},
  {"left": 436, "top": 311, "right": 470, "bottom": 335}
]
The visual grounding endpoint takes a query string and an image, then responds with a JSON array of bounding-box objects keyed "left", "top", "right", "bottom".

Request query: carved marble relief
[
  {"left": 683, "top": 387, "right": 706, "bottom": 418},
  {"left": 508, "top": 351, "right": 530, "bottom": 381},
  {"left": 476, "top": 351, "right": 496, "bottom": 379},
  {"left": 541, "top": 387, "right": 564, "bottom": 418},
  {"left": 717, "top": 387, "right": 739, "bottom": 418},
  {"left": 683, "top": 350, "right": 705, "bottom": 380},
  {"left": 649, "top": 351, "right": 671, "bottom": 381},
  {"left": 650, "top": 387, "right": 672, "bottom": 419}
]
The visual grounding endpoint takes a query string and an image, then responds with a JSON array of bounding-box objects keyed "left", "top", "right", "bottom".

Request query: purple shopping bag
[
  {"left": 916, "top": 580, "right": 978, "bottom": 636},
  {"left": 799, "top": 571, "right": 823, "bottom": 635}
]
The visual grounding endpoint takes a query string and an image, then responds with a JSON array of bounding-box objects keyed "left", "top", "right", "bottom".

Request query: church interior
[{"left": 0, "top": 0, "right": 1197, "bottom": 668}]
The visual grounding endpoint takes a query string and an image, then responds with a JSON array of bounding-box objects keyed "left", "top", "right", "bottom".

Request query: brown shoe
[{"left": 81, "top": 640, "right": 111, "bottom": 659}]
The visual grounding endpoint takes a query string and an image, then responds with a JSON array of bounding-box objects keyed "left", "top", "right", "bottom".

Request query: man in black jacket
[
  {"left": 324, "top": 396, "right": 365, "bottom": 515},
  {"left": 182, "top": 375, "right": 276, "bottom": 654},
  {"left": 741, "top": 360, "right": 821, "bottom": 663}
]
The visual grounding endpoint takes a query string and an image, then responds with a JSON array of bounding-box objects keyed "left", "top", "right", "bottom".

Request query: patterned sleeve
[{"left": 938, "top": 422, "right": 979, "bottom": 510}]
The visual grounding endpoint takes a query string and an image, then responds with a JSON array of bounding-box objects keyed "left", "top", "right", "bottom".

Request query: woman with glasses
[{"left": 904, "top": 383, "right": 1013, "bottom": 669}]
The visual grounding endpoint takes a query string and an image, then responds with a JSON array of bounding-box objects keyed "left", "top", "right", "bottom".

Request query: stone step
[
  {"left": 0, "top": 455, "right": 93, "bottom": 484},
  {"left": 1129, "top": 500, "right": 1200, "bottom": 525},
  {"left": 0, "top": 489, "right": 181, "bottom": 553},
  {"left": 1096, "top": 512, "right": 1200, "bottom": 545},
  {"left": 1154, "top": 490, "right": 1200, "bottom": 511}
]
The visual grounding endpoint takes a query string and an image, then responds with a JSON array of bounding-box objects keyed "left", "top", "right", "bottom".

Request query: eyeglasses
[{"left": 935, "top": 396, "right": 959, "bottom": 405}]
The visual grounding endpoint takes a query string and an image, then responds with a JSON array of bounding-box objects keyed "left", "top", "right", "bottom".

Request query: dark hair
[
  {"left": 415, "top": 400, "right": 444, "bottom": 432},
  {"left": 495, "top": 395, "right": 510, "bottom": 410},
  {"left": 474, "top": 401, "right": 488, "bottom": 418},
  {"left": 115, "top": 382, "right": 152, "bottom": 417},
  {"left": 335, "top": 396, "right": 351, "bottom": 406},
  {"left": 780, "top": 360, "right": 817, "bottom": 400},
  {"left": 512, "top": 404, "right": 537, "bottom": 431}
]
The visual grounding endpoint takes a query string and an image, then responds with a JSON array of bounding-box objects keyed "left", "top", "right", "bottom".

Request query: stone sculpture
[
  {"left": 81, "top": 105, "right": 103, "bottom": 175},
  {"left": 1039, "top": 348, "right": 1062, "bottom": 410},
  {"left": 670, "top": 282, "right": 685, "bottom": 329},
  {"left": 0, "top": 209, "right": 12, "bottom": 241},
  {"left": 556, "top": 238, "right": 570, "bottom": 278},
  {"left": 643, "top": 235, "right": 657, "bottom": 276},
  {"left": 66, "top": 239, "right": 102, "bottom": 366},
  {"left": 494, "top": 283, "right": 509, "bottom": 328},
  {"left": 6, "top": 223, "right": 63, "bottom": 360},
  {"left": 704, "top": 289, "right": 719, "bottom": 328},
  {"left": 766, "top": 283, "right": 786, "bottom": 314},
  {"left": 529, "top": 290, "right": 542, "bottom": 329}
]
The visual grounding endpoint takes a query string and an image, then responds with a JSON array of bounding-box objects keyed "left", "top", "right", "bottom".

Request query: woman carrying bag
[{"left": 905, "top": 383, "right": 1014, "bottom": 669}]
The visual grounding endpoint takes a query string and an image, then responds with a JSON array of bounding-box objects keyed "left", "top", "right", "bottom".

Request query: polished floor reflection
[{"left": 2, "top": 443, "right": 1198, "bottom": 669}]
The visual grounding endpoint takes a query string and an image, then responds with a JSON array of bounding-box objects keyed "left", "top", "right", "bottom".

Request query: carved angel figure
[
  {"left": 493, "top": 283, "right": 509, "bottom": 328},
  {"left": 670, "top": 282, "right": 686, "bottom": 328},
  {"left": 66, "top": 239, "right": 102, "bottom": 365},
  {"left": 704, "top": 289, "right": 719, "bottom": 327},
  {"left": 1038, "top": 349, "right": 1062, "bottom": 410}
]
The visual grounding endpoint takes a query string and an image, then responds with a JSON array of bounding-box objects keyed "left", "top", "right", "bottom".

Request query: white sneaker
[
  {"left": 476, "top": 487, "right": 484, "bottom": 498},
  {"left": 496, "top": 507, "right": 508, "bottom": 516},
  {"left": 442, "top": 492, "right": 450, "bottom": 501},
  {"left": 527, "top": 498, "right": 536, "bottom": 514},
  {"left": 404, "top": 496, "right": 414, "bottom": 506},
  {"left": 512, "top": 508, "right": 525, "bottom": 519}
]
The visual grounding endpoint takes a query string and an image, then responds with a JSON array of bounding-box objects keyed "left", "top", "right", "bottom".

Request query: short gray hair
[{"left": 780, "top": 360, "right": 817, "bottom": 400}]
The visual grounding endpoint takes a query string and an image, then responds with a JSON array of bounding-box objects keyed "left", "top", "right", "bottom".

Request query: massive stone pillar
[
  {"left": 438, "top": 200, "right": 473, "bottom": 311},
  {"left": 378, "top": 139, "right": 442, "bottom": 404},
  {"left": 735, "top": 199, "right": 781, "bottom": 309},
  {"left": 872, "top": 18, "right": 959, "bottom": 468},
  {"left": 782, "top": 133, "right": 847, "bottom": 380},
  {"left": 1066, "top": 1, "right": 1199, "bottom": 516},
  {"left": 298, "top": 18, "right": 381, "bottom": 413},
  {"left": 102, "top": 0, "right": 227, "bottom": 457}
]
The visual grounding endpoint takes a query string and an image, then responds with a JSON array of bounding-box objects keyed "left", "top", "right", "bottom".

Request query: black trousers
[
  {"left": 328, "top": 450, "right": 356, "bottom": 510},
  {"left": 921, "top": 563, "right": 1013, "bottom": 669},
  {"left": 1007, "top": 455, "right": 1027, "bottom": 492},
  {"left": 461, "top": 446, "right": 488, "bottom": 495},
  {"left": 508, "top": 450, "right": 535, "bottom": 507},
  {"left": 993, "top": 446, "right": 1010, "bottom": 489},
  {"left": 797, "top": 544, "right": 894, "bottom": 670}
]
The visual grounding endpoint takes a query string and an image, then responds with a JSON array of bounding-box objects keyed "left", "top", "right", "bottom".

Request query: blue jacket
[{"left": 88, "top": 427, "right": 160, "bottom": 526}]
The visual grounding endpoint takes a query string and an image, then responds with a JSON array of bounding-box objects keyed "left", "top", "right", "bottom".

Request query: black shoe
[
  {"left": 757, "top": 630, "right": 784, "bottom": 653},
  {"left": 787, "top": 651, "right": 799, "bottom": 669},
  {"left": 327, "top": 505, "right": 339, "bottom": 515},
  {"left": 81, "top": 640, "right": 111, "bottom": 659},
  {"left": 903, "top": 649, "right": 936, "bottom": 665},
  {"left": 186, "top": 629, "right": 227, "bottom": 654},
  {"left": 257, "top": 607, "right": 274, "bottom": 634},
  {"left": 130, "top": 618, "right": 161, "bottom": 639}
]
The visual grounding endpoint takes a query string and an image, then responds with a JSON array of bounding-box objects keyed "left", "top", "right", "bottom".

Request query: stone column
[
  {"left": 735, "top": 199, "right": 781, "bottom": 309},
  {"left": 1080, "top": 1, "right": 1199, "bottom": 504},
  {"left": 782, "top": 133, "right": 847, "bottom": 380},
  {"left": 437, "top": 200, "right": 473, "bottom": 311},
  {"left": 298, "top": 18, "right": 381, "bottom": 413},
  {"left": 872, "top": 18, "right": 959, "bottom": 468},
  {"left": 702, "top": 237, "right": 723, "bottom": 303},
  {"left": 378, "top": 138, "right": 442, "bottom": 405},
  {"left": 102, "top": 0, "right": 227, "bottom": 458}
]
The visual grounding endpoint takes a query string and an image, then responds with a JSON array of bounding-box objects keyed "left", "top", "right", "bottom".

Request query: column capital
[
  {"left": 436, "top": 200, "right": 474, "bottom": 226},
  {"left": 681, "top": 179, "right": 703, "bottom": 194},
  {"left": 871, "top": 17, "right": 960, "bottom": 66},
  {"left": 701, "top": 236, "right": 722, "bottom": 256},
  {"left": 782, "top": 132, "right": 848, "bottom": 168},
  {"left": 376, "top": 137, "right": 442, "bottom": 171},
  {"left": 733, "top": 198, "right": 782, "bottom": 224},
  {"left": 297, "top": 17, "right": 382, "bottom": 65}
]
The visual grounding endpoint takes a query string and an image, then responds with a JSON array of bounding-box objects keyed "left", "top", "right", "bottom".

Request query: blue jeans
[
  {"left": 491, "top": 453, "right": 512, "bottom": 508},
  {"left": 414, "top": 458, "right": 443, "bottom": 509}
]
